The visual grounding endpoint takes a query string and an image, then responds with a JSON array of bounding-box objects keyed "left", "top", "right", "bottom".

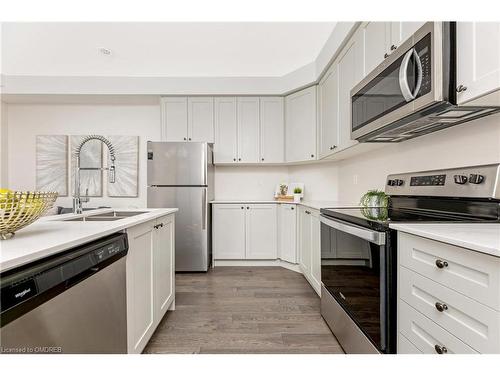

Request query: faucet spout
[{"left": 73, "top": 135, "right": 117, "bottom": 214}]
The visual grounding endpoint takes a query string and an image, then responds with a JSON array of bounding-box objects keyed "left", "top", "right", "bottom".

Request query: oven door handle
[
  {"left": 320, "top": 215, "right": 386, "bottom": 245},
  {"left": 399, "top": 48, "right": 423, "bottom": 102}
]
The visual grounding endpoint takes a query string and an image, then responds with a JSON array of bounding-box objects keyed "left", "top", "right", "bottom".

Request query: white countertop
[
  {"left": 390, "top": 223, "right": 500, "bottom": 257},
  {"left": 0, "top": 208, "right": 178, "bottom": 272},
  {"left": 210, "top": 200, "right": 360, "bottom": 210}
]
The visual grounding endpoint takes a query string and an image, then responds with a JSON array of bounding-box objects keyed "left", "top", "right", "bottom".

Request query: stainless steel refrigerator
[{"left": 147, "top": 142, "right": 214, "bottom": 272}]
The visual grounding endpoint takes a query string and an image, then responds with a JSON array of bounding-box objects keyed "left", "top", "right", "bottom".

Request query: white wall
[
  {"left": 0, "top": 102, "right": 7, "bottom": 186},
  {"left": 214, "top": 165, "right": 289, "bottom": 200},
  {"left": 336, "top": 114, "right": 500, "bottom": 202},
  {"left": 288, "top": 162, "right": 340, "bottom": 201},
  {"left": 6, "top": 103, "right": 161, "bottom": 208}
]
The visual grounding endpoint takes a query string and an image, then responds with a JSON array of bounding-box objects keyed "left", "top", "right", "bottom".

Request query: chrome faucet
[{"left": 73, "top": 135, "right": 116, "bottom": 214}]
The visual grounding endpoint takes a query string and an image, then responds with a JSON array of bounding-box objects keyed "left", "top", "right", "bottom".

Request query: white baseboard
[{"left": 213, "top": 259, "right": 302, "bottom": 273}]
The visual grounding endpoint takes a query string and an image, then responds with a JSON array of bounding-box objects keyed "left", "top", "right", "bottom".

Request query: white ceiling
[{"left": 1, "top": 22, "right": 336, "bottom": 77}]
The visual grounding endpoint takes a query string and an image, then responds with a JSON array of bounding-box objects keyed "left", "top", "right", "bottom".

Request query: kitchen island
[{"left": 0, "top": 207, "right": 178, "bottom": 354}]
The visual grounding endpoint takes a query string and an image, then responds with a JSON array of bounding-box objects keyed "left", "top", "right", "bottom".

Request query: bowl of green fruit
[{"left": 0, "top": 189, "right": 58, "bottom": 240}]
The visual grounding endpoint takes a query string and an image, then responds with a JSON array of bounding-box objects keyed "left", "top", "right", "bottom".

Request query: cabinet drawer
[
  {"left": 400, "top": 266, "right": 500, "bottom": 353},
  {"left": 398, "top": 333, "right": 422, "bottom": 354},
  {"left": 399, "top": 232, "right": 500, "bottom": 310},
  {"left": 399, "top": 301, "right": 478, "bottom": 354}
]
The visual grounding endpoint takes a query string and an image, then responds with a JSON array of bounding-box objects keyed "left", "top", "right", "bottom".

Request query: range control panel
[{"left": 385, "top": 164, "right": 500, "bottom": 199}]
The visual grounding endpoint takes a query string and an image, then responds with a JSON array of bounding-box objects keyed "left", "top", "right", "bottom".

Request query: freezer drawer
[{"left": 148, "top": 186, "right": 210, "bottom": 272}]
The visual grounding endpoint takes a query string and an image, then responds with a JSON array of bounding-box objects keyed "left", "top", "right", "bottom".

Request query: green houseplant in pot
[
  {"left": 359, "top": 190, "right": 389, "bottom": 221},
  {"left": 293, "top": 187, "right": 302, "bottom": 203}
]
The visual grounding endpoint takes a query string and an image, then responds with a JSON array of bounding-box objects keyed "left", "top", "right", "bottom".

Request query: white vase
[{"left": 293, "top": 194, "right": 301, "bottom": 203}]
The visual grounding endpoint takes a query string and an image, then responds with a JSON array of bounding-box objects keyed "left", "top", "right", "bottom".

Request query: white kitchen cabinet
[
  {"left": 126, "top": 220, "right": 155, "bottom": 354},
  {"left": 161, "top": 97, "right": 188, "bottom": 141},
  {"left": 285, "top": 86, "right": 317, "bottom": 162},
  {"left": 213, "top": 203, "right": 278, "bottom": 260},
  {"left": 390, "top": 22, "right": 425, "bottom": 47},
  {"left": 126, "top": 215, "right": 175, "bottom": 354},
  {"left": 188, "top": 97, "right": 214, "bottom": 142},
  {"left": 245, "top": 204, "right": 278, "bottom": 259},
  {"left": 310, "top": 209, "right": 321, "bottom": 293},
  {"left": 213, "top": 203, "right": 246, "bottom": 259},
  {"left": 318, "top": 64, "right": 339, "bottom": 158},
  {"left": 337, "top": 37, "right": 362, "bottom": 152},
  {"left": 279, "top": 204, "right": 297, "bottom": 263},
  {"left": 153, "top": 215, "right": 175, "bottom": 326},
  {"left": 161, "top": 97, "right": 214, "bottom": 142},
  {"left": 214, "top": 97, "right": 238, "bottom": 163},
  {"left": 298, "top": 206, "right": 321, "bottom": 295},
  {"left": 457, "top": 22, "right": 500, "bottom": 104},
  {"left": 361, "top": 22, "right": 390, "bottom": 76},
  {"left": 260, "top": 97, "right": 284, "bottom": 163},
  {"left": 237, "top": 97, "right": 260, "bottom": 163}
]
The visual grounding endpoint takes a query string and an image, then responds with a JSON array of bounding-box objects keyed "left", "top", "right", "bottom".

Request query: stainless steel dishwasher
[{"left": 0, "top": 233, "right": 128, "bottom": 354}]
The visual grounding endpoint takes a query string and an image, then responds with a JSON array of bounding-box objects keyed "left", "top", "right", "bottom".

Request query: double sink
[{"left": 62, "top": 211, "right": 148, "bottom": 222}]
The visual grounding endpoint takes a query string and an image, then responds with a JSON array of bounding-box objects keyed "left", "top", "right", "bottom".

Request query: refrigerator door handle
[{"left": 202, "top": 189, "right": 207, "bottom": 230}]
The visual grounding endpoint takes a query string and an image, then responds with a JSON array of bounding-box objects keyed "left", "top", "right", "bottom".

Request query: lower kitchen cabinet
[
  {"left": 298, "top": 206, "right": 321, "bottom": 295},
  {"left": 397, "top": 232, "right": 500, "bottom": 354},
  {"left": 213, "top": 204, "right": 277, "bottom": 260},
  {"left": 279, "top": 204, "right": 297, "bottom": 263},
  {"left": 126, "top": 214, "right": 175, "bottom": 354}
]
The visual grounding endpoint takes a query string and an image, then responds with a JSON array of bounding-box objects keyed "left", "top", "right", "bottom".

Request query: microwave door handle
[
  {"left": 399, "top": 48, "right": 422, "bottom": 102},
  {"left": 320, "top": 216, "right": 386, "bottom": 245}
]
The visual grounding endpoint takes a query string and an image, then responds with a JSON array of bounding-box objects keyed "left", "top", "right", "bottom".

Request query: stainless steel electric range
[{"left": 319, "top": 164, "right": 500, "bottom": 354}]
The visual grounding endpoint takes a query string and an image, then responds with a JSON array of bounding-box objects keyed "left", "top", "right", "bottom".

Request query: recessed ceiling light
[{"left": 98, "top": 47, "right": 112, "bottom": 56}]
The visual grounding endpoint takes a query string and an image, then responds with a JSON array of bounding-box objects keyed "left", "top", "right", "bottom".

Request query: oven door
[
  {"left": 320, "top": 215, "right": 392, "bottom": 353},
  {"left": 351, "top": 22, "right": 443, "bottom": 141}
]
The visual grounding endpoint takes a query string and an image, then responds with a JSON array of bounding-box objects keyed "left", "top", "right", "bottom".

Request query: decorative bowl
[{"left": 0, "top": 191, "right": 58, "bottom": 240}]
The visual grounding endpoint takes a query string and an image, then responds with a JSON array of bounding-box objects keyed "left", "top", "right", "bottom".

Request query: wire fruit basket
[{"left": 0, "top": 191, "right": 58, "bottom": 240}]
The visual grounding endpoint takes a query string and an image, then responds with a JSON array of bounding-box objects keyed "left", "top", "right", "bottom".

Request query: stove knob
[
  {"left": 469, "top": 174, "right": 485, "bottom": 184},
  {"left": 453, "top": 175, "right": 468, "bottom": 185}
]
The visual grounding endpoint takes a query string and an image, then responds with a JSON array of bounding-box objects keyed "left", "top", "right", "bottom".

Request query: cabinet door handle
[
  {"left": 390, "top": 44, "right": 398, "bottom": 51},
  {"left": 456, "top": 85, "right": 468, "bottom": 93},
  {"left": 434, "top": 345, "right": 448, "bottom": 354},
  {"left": 329, "top": 145, "right": 337, "bottom": 151},
  {"left": 305, "top": 210, "right": 311, "bottom": 214},
  {"left": 435, "top": 302, "right": 448, "bottom": 312},
  {"left": 435, "top": 259, "right": 448, "bottom": 269},
  {"left": 384, "top": 52, "right": 389, "bottom": 59}
]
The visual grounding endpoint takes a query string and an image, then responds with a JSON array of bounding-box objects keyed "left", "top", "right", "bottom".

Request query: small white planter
[{"left": 293, "top": 194, "right": 301, "bottom": 203}]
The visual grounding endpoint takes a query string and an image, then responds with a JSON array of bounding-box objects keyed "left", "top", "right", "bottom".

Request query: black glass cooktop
[{"left": 321, "top": 204, "right": 500, "bottom": 231}]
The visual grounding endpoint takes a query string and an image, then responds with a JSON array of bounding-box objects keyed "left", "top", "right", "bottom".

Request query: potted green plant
[{"left": 293, "top": 187, "right": 302, "bottom": 203}]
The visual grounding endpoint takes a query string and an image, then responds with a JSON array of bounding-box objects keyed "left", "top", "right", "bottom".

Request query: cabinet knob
[
  {"left": 435, "top": 302, "right": 448, "bottom": 312},
  {"left": 239, "top": 158, "right": 242, "bottom": 161},
  {"left": 329, "top": 145, "right": 337, "bottom": 151},
  {"left": 384, "top": 53, "right": 389, "bottom": 59},
  {"left": 291, "top": 207, "right": 294, "bottom": 210},
  {"left": 261, "top": 158, "right": 264, "bottom": 161},
  {"left": 434, "top": 345, "right": 448, "bottom": 354},
  {"left": 246, "top": 206, "right": 250, "bottom": 209},
  {"left": 188, "top": 137, "right": 192, "bottom": 141},
  {"left": 183, "top": 137, "right": 187, "bottom": 141},
  {"left": 390, "top": 44, "right": 397, "bottom": 51},
  {"left": 456, "top": 85, "right": 468, "bottom": 93},
  {"left": 435, "top": 259, "right": 448, "bottom": 269},
  {"left": 310, "top": 154, "right": 314, "bottom": 158},
  {"left": 241, "top": 206, "right": 244, "bottom": 209},
  {"left": 233, "top": 158, "right": 237, "bottom": 162}
]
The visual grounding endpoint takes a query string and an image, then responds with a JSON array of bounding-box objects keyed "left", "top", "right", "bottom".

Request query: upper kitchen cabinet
[
  {"left": 390, "top": 22, "right": 425, "bottom": 47},
  {"left": 161, "top": 97, "right": 188, "bottom": 141},
  {"left": 285, "top": 86, "right": 317, "bottom": 163},
  {"left": 318, "top": 63, "right": 339, "bottom": 159},
  {"left": 260, "top": 97, "right": 285, "bottom": 163},
  {"left": 237, "top": 97, "right": 260, "bottom": 163},
  {"left": 214, "top": 97, "right": 238, "bottom": 163},
  {"left": 360, "top": 22, "right": 390, "bottom": 76},
  {"left": 188, "top": 97, "right": 214, "bottom": 142},
  {"left": 161, "top": 96, "right": 214, "bottom": 142},
  {"left": 457, "top": 22, "right": 500, "bottom": 105}
]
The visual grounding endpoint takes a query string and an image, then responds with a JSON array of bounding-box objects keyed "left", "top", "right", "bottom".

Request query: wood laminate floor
[{"left": 144, "top": 267, "right": 344, "bottom": 354}]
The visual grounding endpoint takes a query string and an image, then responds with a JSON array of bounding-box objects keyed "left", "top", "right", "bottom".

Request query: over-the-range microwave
[{"left": 351, "top": 22, "right": 500, "bottom": 143}]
